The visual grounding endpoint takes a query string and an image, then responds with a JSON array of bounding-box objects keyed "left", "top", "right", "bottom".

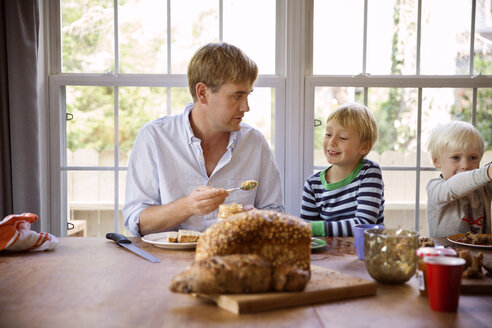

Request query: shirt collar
[
  {"left": 184, "top": 103, "right": 195, "bottom": 144},
  {"left": 183, "top": 102, "right": 240, "bottom": 149}
]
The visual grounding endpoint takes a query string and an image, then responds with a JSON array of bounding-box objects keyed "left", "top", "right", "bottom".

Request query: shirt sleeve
[
  {"left": 300, "top": 178, "right": 321, "bottom": 220},
  {"left": 123, "top": 127, "right": 161, "bottom": 236},
  {"left": 426, "top": 165, "right": 492, "bottom": 206}
]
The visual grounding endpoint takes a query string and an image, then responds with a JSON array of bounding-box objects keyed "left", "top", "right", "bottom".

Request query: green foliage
[{"left": 451, "top": 56, "right": 492, "bottom": 151}]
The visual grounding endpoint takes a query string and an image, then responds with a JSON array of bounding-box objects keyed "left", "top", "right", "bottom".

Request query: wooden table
[{"left": 0, "top": 237, "right": 491, "bottom": 328}]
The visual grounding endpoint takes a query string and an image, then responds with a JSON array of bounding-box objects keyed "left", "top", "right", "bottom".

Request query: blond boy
[
  {"left": 427, "top": 121, "right": 492, "bottom": 237},
  {"left": 301, "top": 102, "right": 385, "bottom": 236}
]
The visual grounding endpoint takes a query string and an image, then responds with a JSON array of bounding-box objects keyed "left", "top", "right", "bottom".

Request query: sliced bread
[
  {"left": 167, "top": 231, "right": 179, "bottom": 243},
  {"left": 178, "top": 229, "right": 201, "bottom": 243}
]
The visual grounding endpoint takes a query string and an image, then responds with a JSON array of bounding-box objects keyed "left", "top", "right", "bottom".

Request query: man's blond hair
[
  {"left": 187, "top": 42, "right": 258, "bottom": 102},
  {"left": 327, "top": 102, "right": 378, "bottom": 154},
  {"left": 428, "top": 121, "right": 484, "bottom": 161}
]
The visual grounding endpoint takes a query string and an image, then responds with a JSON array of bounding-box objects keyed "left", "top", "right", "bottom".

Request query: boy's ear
[
  {"left": 432, "top": 157, "right": 441, "bottom": 168},
  {"left": 359, "top": 141, "right": 370, "bottom": 156}
]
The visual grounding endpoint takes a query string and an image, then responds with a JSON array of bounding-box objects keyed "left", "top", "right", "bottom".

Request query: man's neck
[
  {"left": 189, "top": 103, "right": 230, "bottom": 176},
  {"left": 189, "top": 103, "right": 229, "bottom": 143}
]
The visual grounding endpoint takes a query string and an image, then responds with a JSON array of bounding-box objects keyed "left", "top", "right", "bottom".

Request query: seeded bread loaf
[
  {"left": 170, "top": 210, "right": 312, "bottom": 294},
  {"left": 195, "top": 210, "right": 312, "bottom": 271},
  {"left": 170, "top": 254, "right": 273, "bottom": 294}
]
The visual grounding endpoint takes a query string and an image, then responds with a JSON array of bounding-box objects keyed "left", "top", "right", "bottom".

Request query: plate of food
[
  {"left": 447, "top": 232, "right": 492, "bottom": 249},
  {"left": 311, "top": 237, "right": 327, "bottom": 250},
  {"left": 142, "top": 230, "right": 202, "bottom": 250}
]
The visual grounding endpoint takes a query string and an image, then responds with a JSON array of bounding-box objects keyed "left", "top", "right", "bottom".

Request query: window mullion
[
  {"left": 415, "top": 88, "right": 423, "bottom": 232},
  {"left": 362, "top": 0, "right": 368, "bottom": 73},
  {"left": 219, "top": 0, "right": 223, "bottom": 41},
  {"left": 114, "top": 86, "right": 120, "bottom": 233},
  {"left": 114, "top": 0, "right": 119, "bottom": 74},
  {"left": 416, "top": 0, "right": 422, "bottom": 74},
  {"left": 470, "top": 0, "right": 476, "bottom": 75}
]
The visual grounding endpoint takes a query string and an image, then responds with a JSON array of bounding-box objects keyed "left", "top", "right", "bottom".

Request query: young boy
[
  {"left": 301, "top": 102, "right": 385, "bottom": 237},
  {"left": 426, "top": 121, "right": 492, "bottom": 237}
]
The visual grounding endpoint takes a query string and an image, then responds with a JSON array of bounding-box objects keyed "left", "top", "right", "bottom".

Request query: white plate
[
  {"left": 141, "top": 232, "right": 198, "bottom": 250},
  {"left": 447, "top": 233, "right": 492, "bottom": 249}
]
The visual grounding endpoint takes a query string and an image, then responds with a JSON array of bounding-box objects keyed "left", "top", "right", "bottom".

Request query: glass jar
[
  {"left": 217, "top": 203, "right": 243, "bottom": 219},
  {"left": 364, "top": 228, "right": 420, "bottom": 284},
  {"left": 416, "top": 247, "right": 457, "bottom": 296}
]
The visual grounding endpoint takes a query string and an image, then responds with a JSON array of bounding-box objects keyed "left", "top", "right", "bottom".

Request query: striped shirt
[{"left": 300, "top": 158, "right": 385, "bottom": 237}]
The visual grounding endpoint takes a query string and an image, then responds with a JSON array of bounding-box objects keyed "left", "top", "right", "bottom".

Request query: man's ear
[{"left": 195, "top": 82, "right": 208, "bottom": 104}]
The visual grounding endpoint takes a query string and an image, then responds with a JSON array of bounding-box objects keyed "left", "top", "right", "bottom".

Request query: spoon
[{"left": 226, "top": 180, "right": 258, "bottom": 192}]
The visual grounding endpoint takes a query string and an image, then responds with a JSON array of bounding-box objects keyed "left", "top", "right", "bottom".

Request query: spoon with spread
[{"left": 226, "top": 180, "right": 258, "bottom": 192}]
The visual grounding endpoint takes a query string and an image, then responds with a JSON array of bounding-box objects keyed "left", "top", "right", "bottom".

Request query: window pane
[
  {"left": 223, "top": 0, "right": 276, "bottom": 74},
  {"left": 383, "top": 172, "right": 424, "bottom": 234},
  {"left": 313, "top": 0, "right": 364, "bottom": 74},
  {"left": 421, "top": 0, "right": 472, "bottom": 74},
  {"left": 477, "top": 88, "right": 492, "bottom": 153},
  {"left": 421, "top": 87, "right": 473, "bottom": 166},
  {"left": 67, "top": 171, "right": 114, "bottom": 237},
  {"left": 474, "top": 0, "right": 492, "bottom": 75},
  {"left": 119, "top": 171, "right": 131, "bottom": 235},
  {"left": 368, "top": 88, "right": 418, "bottom": 167},
  {"left": 313, "top": 87, "right": 364, "bottom": 167},
  {"left": 61, "top": 0, "right": 114, "bottom": 73},
  {"left": 244, "top": 87, "right": 275, "bottom": 149},
  {"left": 119, "top": 0, "right": 167, "bottom": 73},
  {"left": 367, "top": 0, "right": 417, "bottom": 75},
  {"left": 171, "top": 87, "right": 193, "bottom": 115},
  {"left": 66, "top": 86, "right": 114, "bottom": 166},
  {"left": 119, "top": 87, "right": 167, "bottom": 164},
  {"left": 170, "top": 0, "right": 219, "bottom": 73}
]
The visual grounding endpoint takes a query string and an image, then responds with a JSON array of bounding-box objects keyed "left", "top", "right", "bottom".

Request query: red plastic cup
[{"left": 424, "top": 256, "right": 465, "bottom": 312}]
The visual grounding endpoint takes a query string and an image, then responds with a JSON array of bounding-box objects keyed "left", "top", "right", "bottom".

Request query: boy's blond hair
[
  {"left": 187, "top": 42, "right": 258, "bottom": 102},
  {"left": 327, "top": 102, "right": 378, "bottom": 154},
  {"left": 428, "top": 121, "right": 484, "bottom": 161}
]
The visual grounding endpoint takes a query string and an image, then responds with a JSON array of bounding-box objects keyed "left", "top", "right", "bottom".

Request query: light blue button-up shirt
[{"left": 123, "top": 103, "right": 284, "bottom": 236}]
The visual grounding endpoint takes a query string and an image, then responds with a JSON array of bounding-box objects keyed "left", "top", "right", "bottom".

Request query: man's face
[
  {"left": 433, "top": 146, "right": 482, "bottom": 180},
  {"left": 205, "top": 81, "right": 253, "bottom": 132}
]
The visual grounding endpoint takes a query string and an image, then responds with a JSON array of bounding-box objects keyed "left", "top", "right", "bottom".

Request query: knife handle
[{"left": 106, "top": 232, "right": 131, "bottom": 245}]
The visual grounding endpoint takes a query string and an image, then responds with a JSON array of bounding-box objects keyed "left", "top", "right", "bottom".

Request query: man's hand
[{"left": 186, "top": 186, "right": 229, "bottom": 216}]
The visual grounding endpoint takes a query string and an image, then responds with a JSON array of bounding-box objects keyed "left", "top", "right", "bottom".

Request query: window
[
  {"left": 48, "top": 0, "right": 282, "bottom": 236},
  {"left": 307, "top": 0, "right": 492, "bottom": 236},
  {"left": 45, "top": 0, "right": 492, "bottom": 237}
]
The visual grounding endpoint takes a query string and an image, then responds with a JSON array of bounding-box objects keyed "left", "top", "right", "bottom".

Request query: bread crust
[
  {"left": 169, "top": 254, "right": 273, "bottom": 294},
  {"left": 196, "top": 210, "right": 312, "bottom": 271}
]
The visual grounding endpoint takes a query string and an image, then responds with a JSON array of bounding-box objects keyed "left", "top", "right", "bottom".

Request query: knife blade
[{"left": 106, "top": 232, "right": 160, "bottom": 263}]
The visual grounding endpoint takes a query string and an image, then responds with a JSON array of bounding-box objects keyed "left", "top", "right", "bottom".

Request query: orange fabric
[{"left": 0, "top": 213, "right": 58, "bottom": 252}]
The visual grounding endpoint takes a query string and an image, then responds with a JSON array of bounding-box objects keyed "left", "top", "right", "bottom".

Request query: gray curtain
[{"left": 0, "top": 0, "right": 41, "bottom": 231}]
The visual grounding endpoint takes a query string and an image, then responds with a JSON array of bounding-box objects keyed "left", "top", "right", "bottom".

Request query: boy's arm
[
  {"left": 313, "top": 164, "right": 384, "bottom": 237},
  {"left": 300, "top": 179, "right": 326, "bottom": 236},
  {"left": 427, "top": 166, "right": 492, "bottom": 205}
]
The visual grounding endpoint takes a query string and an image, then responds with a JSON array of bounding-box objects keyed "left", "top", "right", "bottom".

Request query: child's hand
[{"left": 487, "top": 163, "right": 492, "bottom": 180}]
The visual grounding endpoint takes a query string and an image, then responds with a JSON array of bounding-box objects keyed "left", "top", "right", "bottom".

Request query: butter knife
[{"left": 106, "top": 232, "right": 160, "bottom": 263}]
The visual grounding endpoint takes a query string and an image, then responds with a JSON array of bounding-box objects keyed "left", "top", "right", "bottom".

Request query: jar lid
[{"left": 416, "top": 247, "right": 457, "bottom": 257}]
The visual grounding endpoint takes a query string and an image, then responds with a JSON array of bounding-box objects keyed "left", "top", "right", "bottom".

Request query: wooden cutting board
[
  {"left": 453, "top": 247, "right": 492, "bottom": 294},
  {"left": 193, "top": 265, "right": 377, "bottom": 314},
  {"left": 461, "top": 276, "right": 492, "bottom": 294}
]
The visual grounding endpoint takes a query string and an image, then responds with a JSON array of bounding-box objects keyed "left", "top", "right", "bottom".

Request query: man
[{"left": 123, "top": 42, "right": 284, "bottom": 236}]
